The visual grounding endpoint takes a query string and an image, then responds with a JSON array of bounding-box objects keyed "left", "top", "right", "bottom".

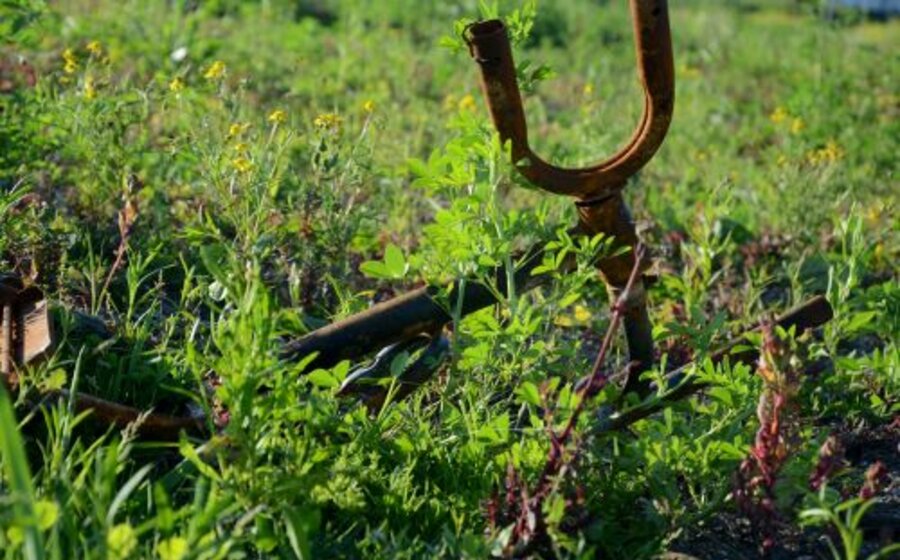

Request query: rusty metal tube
[
  {"left": 602, "top": 295, "right": 835, "bottom": 432},
  {"left": 576, "top": 193, "right": 655, "bottom": 393},
  {"left": 281, "top": 248, "right": 557, "bottom": 370},
  {"left": 465, "top": 0, "right": 674, "bottom": 200}
]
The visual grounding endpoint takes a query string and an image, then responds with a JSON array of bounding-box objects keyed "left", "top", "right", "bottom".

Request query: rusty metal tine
[{"left": 466, "top": 0, "right": 674, "bottom": 200}]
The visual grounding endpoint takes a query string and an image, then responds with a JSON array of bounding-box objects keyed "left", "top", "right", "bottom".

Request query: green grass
[{"left": 1, "top": 0, "right": 898, "bottom": 558}]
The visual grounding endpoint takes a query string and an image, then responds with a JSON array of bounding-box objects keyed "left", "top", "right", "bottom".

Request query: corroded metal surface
[
  {"left": 465, "top": 1, "right": 675, "bottom": 392},
  {"left": 281, "top": 247, "right": 558, "bottom": 370},
  {"left": 465, "top": 0, "right": 674, "bottom": 200},
  {"left": 0, "top": 272, "right": 204, "bottom": 440},
  {"left": 0, "top": 274, "right": 52, "bottom": 382}
]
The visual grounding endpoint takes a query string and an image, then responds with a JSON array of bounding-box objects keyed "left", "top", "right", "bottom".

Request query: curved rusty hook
[{"left": 465, "top": 0, "right": 674, "bottom": 201}]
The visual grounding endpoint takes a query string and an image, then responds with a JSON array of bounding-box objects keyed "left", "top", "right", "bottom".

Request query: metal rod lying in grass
[
  {"left": 596, "top": 295, "right": 834, "bottom": 434},
  {"left": 0, "top": 264, "right": 832, "bottom": 440}
]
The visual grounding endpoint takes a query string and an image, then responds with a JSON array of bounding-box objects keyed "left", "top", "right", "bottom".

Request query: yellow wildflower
[
  {"left": 458, "top": 94, "right": 477, "bottom": 112},
  {"left": 582, "top": 83, "right": 594, "bottom": 96},
  {"left": 231, "top": 156, "right": 254, "bottom": 173},
  {"left": 790, "top": 117, "right": 805, "bottom": 135},
  {"left": 267, "top": 109, "right": 286, "bottom": 124},
  {"left": 314, "top": 112, "right": 342, "bottom": 130},
  {"left": 203, "top": 60, "right": 226, "bottom": 80},
  {"left": 573, "top": 305, "right": 591, "bottom": 324},
  {"left": 83, "top": 75, "right": 96, "bottom": 99},
  {"left": 86, "top": 40, "right": 102, "bottom": 56},
  {"left": 442, "top": 94, "right": 457, "bottom": 112},
  {"left": 168, "top": 78, "right": 184, "bottom": 93},
  {"left": 228, "top": 122, "right": 250, "bottom": 138},
  {"left": 232, "top": 142, "right": 249, "bottom": 153},
  {"left": 769, "top": 106, "right": 788, "bottom": 124},
  {"left": 806, "top": 139, "right": 843, "bottom": 165},
  {"left": 362, "top": 100, "right": 375, "bottom": 114},
  {"left": 873, "top": 242, "right": 884, "bottom": 265},
  {"left": 865, "top": 204, "right": 881, "bottom": 224},
  {"left": 554, "top": 304, "right": 592, "bottom": 328},
  {"left": 62, "top": 48, "right": 78, "bottom": 74}
]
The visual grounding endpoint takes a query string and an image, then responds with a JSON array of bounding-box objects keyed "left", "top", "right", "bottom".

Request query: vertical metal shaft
[{"left": 576, "top": 193, "right": 655, "bottom": 394}]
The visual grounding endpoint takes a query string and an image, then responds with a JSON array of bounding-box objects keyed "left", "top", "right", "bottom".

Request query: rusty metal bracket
[
  {"left": 465, "top": 0, "right": 674, "bottom": 393},
  {"left": 0, "top": 273, "right": 53, "bottom": 387},
  {"left": 0, "top": 273, "right": 205, "bottom": 440}
]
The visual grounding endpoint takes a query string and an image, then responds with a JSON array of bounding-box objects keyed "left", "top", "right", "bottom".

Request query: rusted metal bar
[
  {"left": 598, "top": 295, "right": 835, "bottom": 433},
  {"left": 464, "top": 0, "right": 674, "bottom": 201},
  {"left": 281, "top": 246, "right": 558, "bottom": 370},
  {"left": 0, "top": 274, "right": 205, "bottom": 440},
  {"left": 577, "top": 194, "right": 655, "bottom": 394},
  {"left": 49, "top": 390, "right": 206, "bottom": 440}
]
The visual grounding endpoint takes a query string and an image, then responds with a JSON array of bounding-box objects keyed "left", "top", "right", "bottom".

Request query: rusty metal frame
[
  {"left": 0, "top": 274, "right": 833, "bottom": 441},
  {"left": 0, "top": 0, "right": 838, "bottom": 440},
  {"left": 465, "top": 0, "right": 674, "bottom": 393}
]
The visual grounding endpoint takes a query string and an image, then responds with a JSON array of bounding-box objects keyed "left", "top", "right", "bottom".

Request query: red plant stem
[{"left": 533, "top": 245, "right": 646, "bottom": 500}]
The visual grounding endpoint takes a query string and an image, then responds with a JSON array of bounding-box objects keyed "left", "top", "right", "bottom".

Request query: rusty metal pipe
[
  {"left": 281, "top": 246, "right": 559, "bottom": 370},
  {"left": 465, "top": 0, "right": 674, "bottom": 200},
  {"left": 601, "top": 295, "right": 835, "bottom": 432}
]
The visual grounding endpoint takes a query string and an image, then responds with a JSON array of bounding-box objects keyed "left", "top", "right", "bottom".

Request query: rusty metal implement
[
  {"left": 0, "top": 275, "right": 205, "bottom": 439},
  {"left": 465, "top": 0, "right": 674, "bottom": 393},
  {"left": 0, "top": 273, "right": 53, "bottom": 387},
  {"left": 0, "top": 1, "right": 837, "bottom": 440}
]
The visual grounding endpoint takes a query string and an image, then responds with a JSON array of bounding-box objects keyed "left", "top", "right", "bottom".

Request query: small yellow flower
[
  {"left": 86, "top": 40, "right": 102, "bottom": 56},
  {"left": 267, "top": 109, "right": 286, "bottom": 124},
  {"left": 573, "top": 305, "right": 591, "bottom": 323},
  {"left": 169, "top": 77, "right": 185, "bottom": 93},
  {"left": 865, "top": 204, "right": 882, "bottom": 224},
  {"left": 232, "top": 142, "right": 249, "bottom": 153},
  {"left": 442, "top": 94, "right": 457, "bottom": 112},
  {"left": 83, "top": 75, "right": 96, "bottom": 99},
  {"left": 873, "top": 242, "right": 884, "bottom": 265},
  {"left": 203, "top": 60, "right": 226, "bottom": 80},
  {"left": 313, "top": 112, "right": 342, "bottom": 130},
  {"left": 769, "top": 106, "right": 788, "bottom": 125},
  {"left": 458, "top": 94, "right": 477, "bottom": 112},
  {"left": 790, "top": 117, "right": 805, "bottom": 135},
  {"left": 805, "top": 139, "right": 843, "bottom": 165},
  {"left": 62, "top": 48, "right": 78, "bottom": 74},
  {"left": 228, "top": 122, "right": 250, "bottom": 138},
  {"left": 582, "top": 83, "right": 594, "bottom": 96},
  {"left": 231, "top": 156, "right": 254, "bottom": 173},
  {"left": 362, "top": 99, "right": 375, "bottom": 114},
  {"left": 823, "top": 139, "right": 843, "bottom": 160}
]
